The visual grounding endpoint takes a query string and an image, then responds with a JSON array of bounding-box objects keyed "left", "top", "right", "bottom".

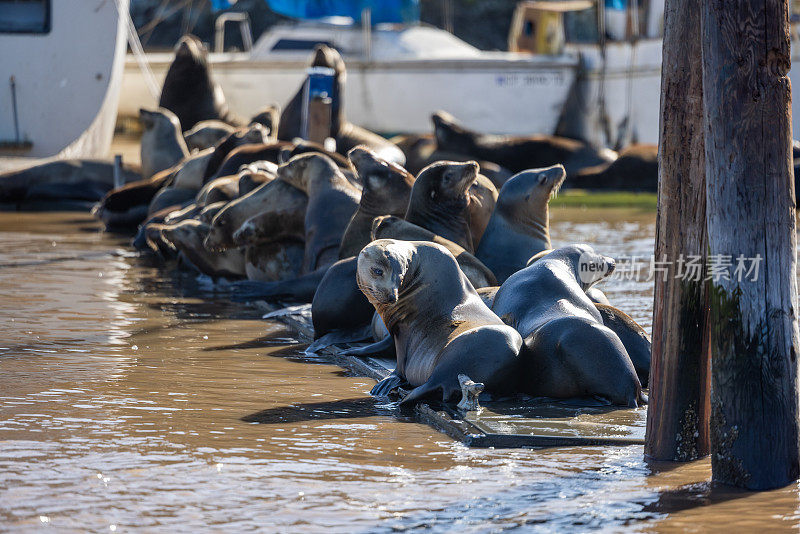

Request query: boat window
[
  {"left": 523, "top": 20, "right": 534, "bottom": 37},
  {"left": 271, "top": 39, "right": 334, "bottom": 51},
  {"left": 0, "top": 0, "right": 50, "bottom": 34}
]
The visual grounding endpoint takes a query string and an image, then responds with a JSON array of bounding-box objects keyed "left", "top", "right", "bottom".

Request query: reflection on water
[{"left": 1, "top": 211, "right": 799, "bottom": 532}]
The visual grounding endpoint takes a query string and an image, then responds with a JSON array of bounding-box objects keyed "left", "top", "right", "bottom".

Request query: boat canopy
[{"left": 265, "top": 0, "right": 420, "bottom": 25}]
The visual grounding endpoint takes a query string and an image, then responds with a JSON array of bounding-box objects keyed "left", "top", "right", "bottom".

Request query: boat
[
  {"left": 0, "top": 0, "right": 130, "bottom": 171},
  {"left": 116, "top": 0, "right": 800, "bottom": 147}
]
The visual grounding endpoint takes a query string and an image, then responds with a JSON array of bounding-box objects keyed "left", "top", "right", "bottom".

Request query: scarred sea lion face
[
  {"left": 356, "top": 239, "right": 415, "bottom": 306},
  {"left": 415, "top": 160, "right": 478, "bottom": 208}
]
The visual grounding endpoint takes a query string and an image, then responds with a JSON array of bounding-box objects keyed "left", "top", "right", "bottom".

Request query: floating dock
[{"left": 259, "top": 303, "right": 646, "bottom": 449}]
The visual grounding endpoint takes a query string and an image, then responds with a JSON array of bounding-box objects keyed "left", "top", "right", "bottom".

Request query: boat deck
[{"left": 258, "top": 303, "right": 647, "bottom": 449}]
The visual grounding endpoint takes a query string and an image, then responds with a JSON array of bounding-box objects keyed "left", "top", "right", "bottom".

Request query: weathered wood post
[
  {"left": 702, "top": 0, "right": 800, "bottom": 489},
  {"left": 644, "top": 0, "right": 711, "bottom": 461}
]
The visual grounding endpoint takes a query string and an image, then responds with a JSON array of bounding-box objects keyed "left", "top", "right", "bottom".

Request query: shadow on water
[{"left": 241, "top": 397, "right": 407, "bottom": 425}]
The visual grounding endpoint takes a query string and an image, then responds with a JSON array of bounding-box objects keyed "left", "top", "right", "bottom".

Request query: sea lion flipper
[
  {"left": 371, "top": 372, "right": 406, "bottom": 397},
  {"left": 340, "top": 335, "right": 395, "bottom": 358}
]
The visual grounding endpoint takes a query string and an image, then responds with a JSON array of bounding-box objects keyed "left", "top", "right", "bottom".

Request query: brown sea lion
[
  {"left": 371, "top": 215, "right": 497, "bottom": 289},
  {"left": 358, "top": 239, "right": 523, "bottom": 405},
  {"left": 475, "top": 164, "right": 566, "bottom": 282},
  {"left": 405, "top": 160, "right": 478, "bottom": 252},
  {"left": 158, "top": 35, "right": 239, "bottom": 130},
  {"left": 244, "top": 240, "right": 306, "bottom": 282},
  {"left": 275, "top": 153, "right": 360, "bottom": 273},
  {"left": 432, "top": 110, "right": 615, "bottom": 176},
  {"left": 200, "top": 124, "right": 272, "bottom": 181},
  {"left": 338, "top": 146, "right": 415, "bottom": 259},
  {"left": 183, "top": 120, "right": 236, "bottom": 151},
  {"left": 161, "top": 219, "right": 247, "bottom": 279},
  {"left": 467, "top": 173, "right": 498, "bottom": 248},
  {"left": 205, "top": 178, "right": 307, "bottom": 252},
  {"left": 569, "top": 144, "right": 658, "bottom": 192},
  {"left": 93, "top": 166, "right": 177, "bottom": 230}
]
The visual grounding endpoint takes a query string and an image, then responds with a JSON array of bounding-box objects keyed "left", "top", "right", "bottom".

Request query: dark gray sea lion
[
  {"left": 195, "top": 175, "right": 239, "bottom": 206},
  {"left": 244, "top": 240, "right": 306, "bottom": 282},
  {"left": 311, "top": 257, "right": 375, "bottom": 340},
  {"left": 432, "top": 110, "right": 615, "bottom": 176},
  {"left": 148, "top": 187, "right": 196, "bottom": 216},
  {"left": 237, "top": 169, "right": 275, "bottom": 196},
  {"left": 208, "top": 142, "right": 292, "bottom": 181},
  {"left": 595, "top": 304, "right": 651, "bottom": 387},
  {"left": 276, "top": 153, "right": 360, "bottom": 272},
  {"left": 475, "top": 165, "right": 566, "bottom": 282},
  {"left": 358, "top": 239, "right": 522, "bottom": 404},
  {"left": 139, "top": 108, "right": 188, "bottom": 179},
  {"left": 93, "top": 167, "right": 177, "bottom": 230},
  {"left": 568, "top": 144, "right": 658, "bottom": 192},
  {"left": 405, "top": 160, "right": 478, "bottom": 252},
  {"left": 198, "top": 201, "right": 227, "bottom": 223},
  {"left": 338, "top": 146, "right": 415, "bottom": 258},
  {"left": 467, "top": 173, "right": 498, "bottom": 247},
  {"left": 183, "top": 120, "right": 236, "bottom": 151},
  {"left": 249, "top": 105, "right": 280, "bottom": 136},
  {"left": 169, "top": 148, "right": 215, "bottom": 191},
  {"left": 371, "top": 215, "right": 497, "bottom": 289},
  {"left": 491, "top": 245, "right": 644, "bottom": 406},
  {"left": 158, "top": 35, "right": 239, "bottom": 130},
  {"left": 0, "top": 159, "right": 140, "bottom": 209},
  {"left": 277, "top": 45, "right": 405, "bottom": 165},
  {"left": 161, "top": 219, "right": 247, "bottom": 278},
  {"left": 200, "top": 124, "right": 272, "bottom": 181},
  {"left": 205, "top": 177, "right": 307, "bottom": 252}
]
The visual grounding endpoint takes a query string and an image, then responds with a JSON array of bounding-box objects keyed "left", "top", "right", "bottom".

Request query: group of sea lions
[{"left": 3, "top": 36, "right": 652, "bottom": 408}]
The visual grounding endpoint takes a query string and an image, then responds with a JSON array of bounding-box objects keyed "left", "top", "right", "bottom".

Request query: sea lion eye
[{"left": 371, "top": 267, "right": 383, "bottom": 277}]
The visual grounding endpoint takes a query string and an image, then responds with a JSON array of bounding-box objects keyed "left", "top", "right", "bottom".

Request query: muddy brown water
[{"left": 1, "top": 210, "right": 799, "bottom": 532}]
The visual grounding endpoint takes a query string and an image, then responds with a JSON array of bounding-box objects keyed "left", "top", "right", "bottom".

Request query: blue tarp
[
  {"left": 266, "top": 0, "right": 419, "bottom": 24},
  {"left": 210, "top": 0, "right": 233, "bottom": 11}
]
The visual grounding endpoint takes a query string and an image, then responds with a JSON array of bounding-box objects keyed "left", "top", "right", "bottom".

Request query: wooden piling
[
  {"left": 644, "top": 0, "right": 711, "bottom": 462},
  {"left": 701, "top": 0, "right": 800, "bottom": 489},
  {"left": 308, "top": 96, "right": 333, "bottom": 146}
]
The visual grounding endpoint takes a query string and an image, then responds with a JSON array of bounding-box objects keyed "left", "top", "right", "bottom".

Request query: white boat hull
[
  {"left": 0, "top": 0, "right": 128, "bottom": 166},
  {"left": 119, "top": 54, "right": 578, "bottom": 136}
]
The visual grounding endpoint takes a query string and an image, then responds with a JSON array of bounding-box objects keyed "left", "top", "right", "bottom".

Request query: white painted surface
[{"left": 0, "top": 0, "right": 127, "bottom": 161}]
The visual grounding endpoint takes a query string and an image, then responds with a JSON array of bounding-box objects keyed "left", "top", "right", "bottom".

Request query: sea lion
[
  {"left": 237, "top": 168, "right": 275, "bottom": 196},
  {"left": 249, "top": 105, "right": 280, "bottom": 137},
  {"left": 569, "top": 144, "right": 658, "bottom": 192},
  {"left": 338, "top": 146, "right": 415, "bottom": 259},
  {"left": 358, "top": 239, "right": 523, "bottom": 405},
  {"left": 205, "top": 177, "right": 307, "bottom": 252},
  {"left": 207, "top": 142, "right": 292, "bottom": 182},
  {"left": 371, "top": 215, "right": 497, "bottom": 289},
  {"left": 93, "top": 167, "right": 177, "bottom": 230},
  {"left": 183, "top": 120, "right": 236, "bottom": 151},
  {"left": 147, "top": 186, "right": 196, "bottom": 217},
  {"left": 198, "top": 201, "right": 228, "bottom": 224},
  {"left": 405, "top": 160, "right": 478, "bottom": 252},
  {"left": 200, "top": 124, "right": 272, "bottom": 181},
  {"left": 195, "top": 175, "right": 239, "bottom": 206},
  {"left": 432, "top": 110, "right": 614, "bottom": 175},
  {"left": 158, "top": 35, "right": 239, "bottom": 130},
  {"left": 276, "top": 153, "right": 360, "bottom": 272},
  {"left": 595, "top": 303, "right": 651, "bottom": 387},
  {"left": 139, "top": 108, "right": 188, "bottom": 179},
  {"left": 491, "top": 244, "right": 644, "bottom": 406},
  {"left": 161, "top": 219, "right": 247, "bottom": 278},
  {"left": 475, "top": 164, "right": 566, "bottom": 282},
  {"left": 170, "top": 148, "right": 214, "bottom": 191},
  {"left": 467, "top": 173, "right": 498, "bottom": 247},
  {"left": 277, "top": 45, "right": 405, "bottom": 165},
  {"left": 311, "top": 257, "right": 376, "bottom": 340},
  {"left": 0, "top": 159, "right": 140, "bottom": 208},
  {"left": 244, "top": 240, "right": 306, "bottom": 282}
]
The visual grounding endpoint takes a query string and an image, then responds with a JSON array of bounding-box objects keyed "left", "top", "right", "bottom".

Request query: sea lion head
[
  {"left": 139, "top": 107, "right": 181, "bottom": 135},
  {"left": 369, "top": 214, "right": 403, "bottom": 241},
  {"left": 553, "top": 244, "right": 616, "bottom": 291},
  {"left": 412, "top": 160, "right": 478, "bottom": 213},
  {"left": 277, "top": 152, "right": 339, "bottom": 191},
  {"left": 348, "top": 146, "right": 415, "bottom": 215},
  {"left": 356, "top": 239, "right": 416, "bottom": 306},
  {"left": 174, "top": 34, "right": 208, "bottom": 69},
  {"left": 249, "top": 104, "right": 280, "bottom": 137},
  {"left": 498, "top": 164, "right": 566, "bottom": 218},
  {"left": 431, "top": 111, "right": 475, "bottom": 152}
]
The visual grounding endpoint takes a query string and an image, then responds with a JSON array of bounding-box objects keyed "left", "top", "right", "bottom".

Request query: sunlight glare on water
[{"left": 1, "top": 211, "right": 799, "bottom": 532}]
